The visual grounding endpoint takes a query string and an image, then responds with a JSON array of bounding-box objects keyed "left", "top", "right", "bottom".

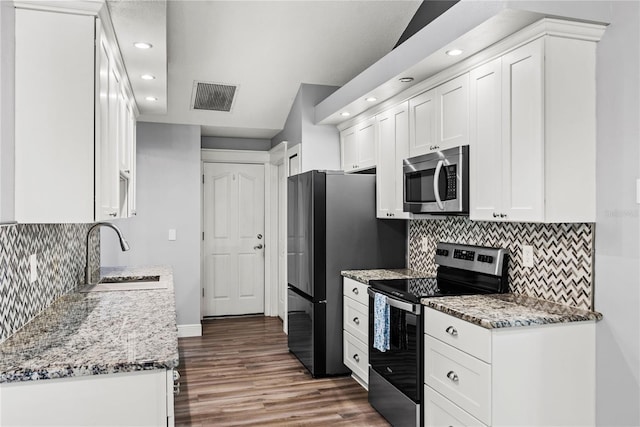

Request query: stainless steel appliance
[
  {"left": 403, "top": 145, "right": 469, "bottom": 214},
  {"left": 367, "top": 242, "right": 509, "bottom": 427},
  {"left": 287, "top": 170, "right": 407, "bottom": 378}
]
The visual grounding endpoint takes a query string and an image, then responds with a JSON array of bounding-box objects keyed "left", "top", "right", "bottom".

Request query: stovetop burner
[{"left": 370, "top": 242, "right": 510, "bottom": 304}]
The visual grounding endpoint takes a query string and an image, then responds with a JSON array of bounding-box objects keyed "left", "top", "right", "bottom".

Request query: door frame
[{"left": 201, "top": 148, "right": 276, "bottom": 319}]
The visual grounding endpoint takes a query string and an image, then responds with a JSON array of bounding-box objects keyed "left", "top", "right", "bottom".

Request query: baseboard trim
[{"left": 177, "top": 323, "right": 202, "bottom": 338}]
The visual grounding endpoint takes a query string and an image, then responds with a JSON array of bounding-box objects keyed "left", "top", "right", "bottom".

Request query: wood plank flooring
[{"left": 175, "top": 316, "right": 389, "bottom": 426}]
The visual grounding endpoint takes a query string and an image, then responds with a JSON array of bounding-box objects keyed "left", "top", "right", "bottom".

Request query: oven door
[{"left": 368, "top": 289, "right": 422, "bottom": 403}]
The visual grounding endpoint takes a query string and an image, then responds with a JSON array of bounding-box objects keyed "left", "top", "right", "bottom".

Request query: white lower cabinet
[
  {"left": 0, "top": 370, "right": 175, "bottom": 426},
  {"left": 424, "top": 386, "right": 487, "bottom": 427},
  {"left": 423, "top": 307, "right": 596, "bottom": 426},
  {"left": 343, "top": 277, "right": 370, "bottom": 388}
]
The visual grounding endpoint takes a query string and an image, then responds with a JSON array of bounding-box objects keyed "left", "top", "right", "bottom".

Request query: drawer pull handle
[
  {"left": 352, "top": 288, "right": 359, "bottom": 295},
  {"left": 445, "top": 326, "right": 458, "bottom": 336},
  {"left": 447, "top": 371, "right": 459, "bottom": 382},
  {"left": 353, "top": 354, "right": 360, "bottom": 362},
  {"left": 353, "top": 317, "right": 360, "bottom": 325}
]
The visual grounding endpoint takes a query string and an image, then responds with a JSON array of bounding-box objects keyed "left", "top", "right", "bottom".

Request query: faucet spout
[{"left": 85, "top": 222, "right": 130, "bottom": 285}]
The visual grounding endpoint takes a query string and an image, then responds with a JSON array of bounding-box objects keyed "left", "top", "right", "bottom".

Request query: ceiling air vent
[{"left": 191, "top": 81, "right": 238, "bottom": 112}]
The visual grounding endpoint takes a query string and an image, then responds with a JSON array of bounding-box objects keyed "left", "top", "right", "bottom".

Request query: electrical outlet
[
  {"left": 29, "top": 253, "right": 37, "bottom": 283},
  {"left": 522, "top": 245, "right": 534, "bottom": 268},
  {"left": 168, "top": 229, "right": 177, "bottom": 241},
  {"left": 421, "top": 237, "right": 429, "bottom": 253}
]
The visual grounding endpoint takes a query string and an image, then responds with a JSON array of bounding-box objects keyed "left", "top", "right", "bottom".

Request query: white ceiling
[{"left": 109, "top": 0, "right": 422, "bottom": 139}]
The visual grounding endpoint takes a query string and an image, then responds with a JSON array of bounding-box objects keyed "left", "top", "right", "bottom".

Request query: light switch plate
[
  {"left": 168, "top": 229, "right": 177, "bottom": 241},
  {"left": 522, "top": 245, "right": 534, "bottom": 268},
  {"left": 421, "top": 237, "right": 429, "bottom": 253},
  {"left": 29, "top": 253, "right": 37, "bottom": 283}
]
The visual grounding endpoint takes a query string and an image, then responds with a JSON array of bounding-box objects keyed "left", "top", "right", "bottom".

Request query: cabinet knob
[
  {"left": 445, "top": 326, "right": 458, "bottom": 336},
  {"left": 353, "top": 317, "right": 360, "bottom": 325},
  {"left": 492, "top": 212, "right": 498, "bottom": 218},
  {"left": 353, "top": 354, "right": 360, "bottom": 362},
  {"left": 352, "top": 288, "right": 359, "bottom": 295},
  {"left": 447, "top": 371, "right": 459, "bottom": 382},
  {"left": 500, "top": 213, "right": 507, "bottom": 218},
  {"left": 109, "top": 212, "right": 117, "bottom": 217}
]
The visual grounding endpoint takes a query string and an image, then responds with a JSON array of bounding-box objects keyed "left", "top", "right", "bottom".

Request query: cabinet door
[
  {"left": 355, "top": 117, "right": 376, "bottom": 170},
  {"left": 15, "top": 9, "right": 95, "bottom": 223},
  {"left": 469, "top": 59, "right": 503, "bottom": 221},
  {"left": 376, "top": 104, "right": 411, "bottom": 219},
  {"left": 409, "top": 88, "right": 437, "bottom": 157},
  {"left": 436, "top": 73, "right": 469, "bottom": 151},
  {"left": 502, "top": 39, "right": 544, "bottom": 222},
  {"left": 340, "top": 126, "right": 357, "bottom": 171},
  {"left": 128, "top": 109, "right": 137, "bottom": 216}
]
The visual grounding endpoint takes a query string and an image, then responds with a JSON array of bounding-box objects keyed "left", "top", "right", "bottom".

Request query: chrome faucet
[{"left": 85, "top": 222, "right": 130, "bottom": 285}]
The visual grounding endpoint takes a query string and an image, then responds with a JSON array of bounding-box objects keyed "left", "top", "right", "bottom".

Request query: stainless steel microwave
[{"left": 402, "top": 145, "right": 469, "bottom": 214}]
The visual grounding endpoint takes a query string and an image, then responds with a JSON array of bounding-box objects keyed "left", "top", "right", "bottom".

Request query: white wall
[
  {"left": 0, "top": 1, "right": 15, "bottom": 223},
  {"left": 201, "top": 136, "right": 271, "bottom": 151},
  {"left": 101, "top": 122, "right": 202, "bottom": 330}
]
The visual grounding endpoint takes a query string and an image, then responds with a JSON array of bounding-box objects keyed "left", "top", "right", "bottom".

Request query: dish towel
[{"left": 373, "top": 292, "right": 390, "bottom": 352}]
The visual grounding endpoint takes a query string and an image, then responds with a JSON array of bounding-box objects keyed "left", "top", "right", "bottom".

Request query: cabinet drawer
[
  {"left": 424, "top": 385, "right": 487, "bottom": 427},
  {"left": 343, "top": 278, "right": 369, "bottom": 306},
  {"left": 343, "top": 331, "right": 368, "bottom": 384},
  {"left": 425, "top": 308, "right": 491, "bottom": 363},
  {"left": 344, "top": 297, "right": 368, "bottom": 343},
  {"left": 424, "top": 335, "right": 491, "bottom": 425}
]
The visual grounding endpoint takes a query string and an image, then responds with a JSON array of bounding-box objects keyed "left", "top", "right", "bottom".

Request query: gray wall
[
  {"left": 101, "top": 122, "right": 202, "bottom": 328},
  {"left": 272, "top": 83, "right": 341, "bottom": 172},
  {"left": 201, "top": 136, "right": 271, "bottom": 151},
  {"left": 0, "top": 1, "right": 14, "bottom": 223}
]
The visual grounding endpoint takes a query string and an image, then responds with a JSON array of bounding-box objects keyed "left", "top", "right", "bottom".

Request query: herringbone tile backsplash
[
  {"left": 0, "top": 224, "right": 99, "bottom": 343},
  {"left": 409, "top": 218, "right": 594, "bottom": 310}
]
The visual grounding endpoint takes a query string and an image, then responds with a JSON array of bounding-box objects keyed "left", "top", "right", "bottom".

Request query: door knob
[
  {"left": 254, "top": 244, "right": 263, "bottom": 250},
  {"left": 257, "top": 234, "right": 263, "bottom": 239}
]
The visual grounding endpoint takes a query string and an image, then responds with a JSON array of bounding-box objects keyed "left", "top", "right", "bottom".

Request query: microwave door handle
[{"left": 433, "top": 159, "right": 445, "bottom": 210}]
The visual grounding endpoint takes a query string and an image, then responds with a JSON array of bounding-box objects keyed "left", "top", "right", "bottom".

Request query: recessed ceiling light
[
  {"left": 399, "top": 77, "right": 414, "bottom": 83},
  {"left": 341, "top": 112, "right": 350, "bottom": 117},
  {"left": 145, "top": 96, "right": 158, "bottom": 102},
  {"left": 365, "top": 97, "right": 377, "bottom": 102},
  {"left": 141, "top": 74, "right": 156, "bottom": 80},
  {"left": 446, "top": 49, "right": 463, "bottom": 56},
  {"left": 134, "top": 42, "right": 153, "bottom": 49}
]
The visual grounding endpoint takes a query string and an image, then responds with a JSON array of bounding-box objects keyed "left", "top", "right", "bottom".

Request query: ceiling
[{"left": 108, "top": 0, "right": 422, "bottom": 139}]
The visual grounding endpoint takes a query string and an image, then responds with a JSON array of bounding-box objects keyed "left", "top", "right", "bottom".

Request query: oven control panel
[
  {"left": 453, "top": 249, "right": 475, "bottom": 261},
  {"left": 435, "top": 242, "right": 508, "bottom": 277}
]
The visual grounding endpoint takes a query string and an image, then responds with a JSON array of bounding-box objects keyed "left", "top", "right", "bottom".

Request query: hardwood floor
[{"left": 175, "top": 316, "right": 389, "bottom": 426}]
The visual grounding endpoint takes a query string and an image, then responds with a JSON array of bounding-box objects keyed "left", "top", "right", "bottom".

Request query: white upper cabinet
[
  {"left": 341, "top": 117, "right": 376, "bottom": 172},
  {"left": 14, "top": 6, "right": 137, "bottom": 223},
  {"left": 469, "top": 35, "right": 597, "bottom": 223},
  {"left": 376, "top": 103, "right": 411, "bottom": 219},
  {"left": 409, "top": 73, "right": 469, "bottom": 157}
]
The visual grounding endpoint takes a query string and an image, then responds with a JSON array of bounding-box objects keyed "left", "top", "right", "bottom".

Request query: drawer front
[
  {"left": 424, "top": 385, "right": 487, "bottom": 427},
  {"left": 343, "top": 331, "right": 368, "bottom": 384},
  {"left": 343, "top": 277, "right": 369, "bottom": 306},
  {"left": 424, "top": 335, "right": 491, "bottom": 425},
  {"left": 425, "top": 307, "right": 492, "bottom": 363},
  {"left": 344, "top": 297, "right": 368, "bottom": 343}
]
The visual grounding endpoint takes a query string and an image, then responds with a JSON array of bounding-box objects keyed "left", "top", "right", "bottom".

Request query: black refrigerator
[{"left": 287, "top": 170, "right": 407, "bottom": 377}]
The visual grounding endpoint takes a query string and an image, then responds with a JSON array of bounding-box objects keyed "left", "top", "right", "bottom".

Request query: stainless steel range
[{"left": 367, "top": 242, "right": 509, "bottom": 427}]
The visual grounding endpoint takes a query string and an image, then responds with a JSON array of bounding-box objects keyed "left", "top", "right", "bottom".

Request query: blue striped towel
[{"left": 373, "top": 292, "right": 390, "bottom": 352}]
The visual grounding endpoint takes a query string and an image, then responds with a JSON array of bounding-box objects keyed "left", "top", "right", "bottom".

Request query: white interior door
[{"left": 203, "top": 162, "right": 265, "bottom": 316}]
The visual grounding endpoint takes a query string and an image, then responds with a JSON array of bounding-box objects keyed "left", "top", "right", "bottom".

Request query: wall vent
[{"left": 191, "top": 81, "right": 238, "bottom": 112}]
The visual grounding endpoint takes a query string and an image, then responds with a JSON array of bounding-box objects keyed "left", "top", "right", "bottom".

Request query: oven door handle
[
  {"left": 433, "top": 159, "right": 445, "bottom": 210},
  {"left": 367, "top": 288, "right": 420, "bottom": 314}
]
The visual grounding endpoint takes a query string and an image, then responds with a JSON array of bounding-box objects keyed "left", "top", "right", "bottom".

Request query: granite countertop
[
  {"left": 423, "top": 293, "right": 603, "bottom": 329},
  {"left": 0, "top": 266, "right": 179, "bottom": 383},
  {"left": 341, "top": 268, "right": 431, "bottom": 284}
]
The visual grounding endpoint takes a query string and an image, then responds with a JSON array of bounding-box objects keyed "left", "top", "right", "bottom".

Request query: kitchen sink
[{"left": 80, "top": 275, "right": 166, "bottom": 292}]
